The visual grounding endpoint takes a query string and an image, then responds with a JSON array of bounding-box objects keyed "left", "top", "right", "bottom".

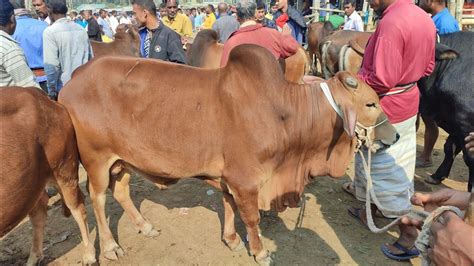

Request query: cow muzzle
[{"left": 355, "top": 113, "right": 399, "bottom": 152}]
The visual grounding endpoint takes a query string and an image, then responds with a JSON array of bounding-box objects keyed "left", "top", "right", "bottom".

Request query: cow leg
[
  {"left": 462, "top": 150, "right": 474, "bottom": 192},
  {"left": 57, "top": 181, "right": 96, "bottom": 264},
  {"left": 110, "top": 169, "right": 159, "bottom": 237},
  {"left": 222, "top": 191, "right": 244, "bottom": 251},
  {"left": 26, "top": 192, "right": 48, "bottom": 266},
  {"left": 88, "top": 167, "right": 124, "bottom": 261},
  {"left": 430, "top": 135, "right": 461, "bottom": 181},
  {"left": 231, "top": 187, "right": 272, "bottom": 265}
]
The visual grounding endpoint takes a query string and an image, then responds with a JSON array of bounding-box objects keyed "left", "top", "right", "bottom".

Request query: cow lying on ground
[
  {"left": 306, "top": 21, "right": 334, "bottom": 76},
  {"left": 320, "top": 30, "right": 372, "bottom": 78},
  {"left": 418, "top": 32, "right": 474, "bottom": 191},
  {"left": 0, "top": 88, "right": 95, "bottom": 264},
  {"left": 91, "top": 24, "right": 140, "bottom": 57},
  {"left": 186, "top": 29, "right": 310, "bottom": 84},
  {"left": 59, "top": 45, "right": 398, "bottom": 264}
]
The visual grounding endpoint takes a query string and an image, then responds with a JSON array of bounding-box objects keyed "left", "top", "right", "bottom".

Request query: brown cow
[
  {"left": 186, "top": 29, "right": 310, "bottom": 84},
  {"left": 306, "top": 21, "right": 334, "bottom": 76},
  {"left": 320, "top": 30, "right": 372, "bottom": 78},
  {"left": 59, "top": 45, "right": 398, "bottom": 265},
  {"left": 91, "top": 24, "right": 140, "bottom": 57},
  {"left": 0, "top": 88, "right": 95, "bottom": 265}
]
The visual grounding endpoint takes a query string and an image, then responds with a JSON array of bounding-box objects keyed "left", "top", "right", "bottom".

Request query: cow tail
[{"left": 321, "top": 41, "right": 331, "bottom": 79}]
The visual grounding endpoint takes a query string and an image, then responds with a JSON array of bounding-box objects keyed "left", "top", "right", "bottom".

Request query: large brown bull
[
  {"left": 0, "top": 88, "right": 95, "bottom": 265},
  {"left": 186, "top": 29, "right": 310, "bottom": 84},
  {"left": 306, "top": 21, "right": 334, "bottom": 76},
  {"left": 91, "top": 24, "right": 140, "bottom": 57},
  {"left": 320, "top": 30, "right": 372, "bottom": 78},
  {"left": 59, "top": 45, "right": 398, "bottom": 265}
]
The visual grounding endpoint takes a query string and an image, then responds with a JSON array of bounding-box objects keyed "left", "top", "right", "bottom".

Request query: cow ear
[
  {"left": 435, "top": 44, "right": 459, "bottom": 60},
  {"left": 340, "top": 104, "right": 357, "bottom": 138}
]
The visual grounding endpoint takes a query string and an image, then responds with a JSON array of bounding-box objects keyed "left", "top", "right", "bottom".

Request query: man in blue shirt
[
  {"left": 420, "top": 0, "right": 459, "bottom": 34},
  {"left": 12, "top": 8, "right": 48, "bottom": 92},
  {"left": 416, "top": 0, "right": 459, "bottom": 171},
  {"left": 98, "top": 9, "right": 114, "bottom": 40}
]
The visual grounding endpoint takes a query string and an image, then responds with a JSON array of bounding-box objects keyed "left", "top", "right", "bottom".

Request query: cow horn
[{"left": 345, "top": 77, "right": 358, "bottom": 88}]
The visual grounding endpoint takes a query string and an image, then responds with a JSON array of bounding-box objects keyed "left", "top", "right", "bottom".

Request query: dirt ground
[{"left": 0, "top": 124, "right": 469, "bottom": 265}]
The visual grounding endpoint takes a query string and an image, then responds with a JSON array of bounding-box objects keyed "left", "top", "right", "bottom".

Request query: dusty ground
[{"left": 0, "top": 125, "right": 469, "bottom": 265}]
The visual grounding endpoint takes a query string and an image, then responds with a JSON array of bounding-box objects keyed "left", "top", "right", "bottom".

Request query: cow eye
[{"left": 366, "top": 103, "right": 376, "bottom": 108}]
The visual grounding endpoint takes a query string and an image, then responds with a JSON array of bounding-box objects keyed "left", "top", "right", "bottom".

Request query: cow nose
[{"left": 395, "top": 133, "right": 400, "bottom": 142}]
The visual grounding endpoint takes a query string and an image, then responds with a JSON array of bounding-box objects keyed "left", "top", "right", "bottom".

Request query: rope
[{"left": 415, "top": 206, "right": 463, "bottom": 266}]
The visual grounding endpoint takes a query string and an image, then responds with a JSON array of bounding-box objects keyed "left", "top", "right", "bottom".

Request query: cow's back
[{"left": 0, "top": 88, "right": 77, "bottom": 236}]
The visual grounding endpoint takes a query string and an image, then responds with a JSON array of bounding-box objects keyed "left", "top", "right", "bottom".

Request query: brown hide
[
  {"left": 320, "top": 30, "right": 372, "bottom": 78},
  {"left": 59, "top": 44, "right": 393, "bottom": 261},
  {"left": 186, "top": 29, "right": 309, "bottom": 84},
  {"left": 91, "top": 24, "right": 140, "bottom": 57},
  {"left": 306, "top": 21, "right": 334, "bottom": 76},
  {"left": 0, "top": 88, "right": 94, "bottom": 264}
]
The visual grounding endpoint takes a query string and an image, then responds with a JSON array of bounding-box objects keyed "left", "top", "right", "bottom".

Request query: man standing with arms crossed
[{"left": 345, "top": 0, "right": 436, "bottom": 261}]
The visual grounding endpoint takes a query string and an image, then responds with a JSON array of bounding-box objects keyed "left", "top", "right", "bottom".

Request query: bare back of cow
[
  {"left": 0, "top": 88, "right": 95, "bottom": 264},
  {"left": 59, "top": 45, "right": 396, "bottom": 264},
  {"left": 91, "top": 24, "right": 141, "bottom": 58}
]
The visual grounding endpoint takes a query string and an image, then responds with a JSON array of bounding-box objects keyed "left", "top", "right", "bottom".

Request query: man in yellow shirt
[
  {"left": 201, "top": 4, "right": 216, "bottom": 29},
  {"left": 162, "top": 0, "right": 192, "bottom": 37}
]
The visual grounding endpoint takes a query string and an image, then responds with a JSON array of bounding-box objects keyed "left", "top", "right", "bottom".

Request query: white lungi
[{"left": 354, "top": 115, "right": 417, "bottom": 218}]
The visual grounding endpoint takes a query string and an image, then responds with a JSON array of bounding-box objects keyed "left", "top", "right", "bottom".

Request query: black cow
[{"left": 418, "top": 31, "right": 474, "bottom": 191}]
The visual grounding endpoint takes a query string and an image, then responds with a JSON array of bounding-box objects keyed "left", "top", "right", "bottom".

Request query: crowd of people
[{"left": 0, "top": 0, "right": 472, "bottom": 264}]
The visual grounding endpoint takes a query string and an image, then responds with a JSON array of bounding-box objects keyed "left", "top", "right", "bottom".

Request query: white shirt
[
  {"left": 343, "top": 11, "right": 364, "bottom": 32},
  {"left": 109, "top": 15, "right": 119, "bottom": 33},
  {"left": 119, "top": 16, "right": 131, "bottom": 24}
]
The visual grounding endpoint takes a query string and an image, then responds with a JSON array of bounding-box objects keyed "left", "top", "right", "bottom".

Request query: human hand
[
  {"left": 48, "top": 89, "right": 58, "bottom": 101},
  {"left": 465, "top": 132, "right": 474, "bottom": 157},
  {"left": 411, "top": 188, "right": 472, "bottom": 212},
  {"left": 427, "top": 211, "right": 474, "bottom": 265},
  {"left": 281, "top": 24, "right": 292, "bottom": 35}
]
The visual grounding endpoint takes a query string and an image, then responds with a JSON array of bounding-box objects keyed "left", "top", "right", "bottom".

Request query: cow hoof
[
  {"left": 139, "top": 222, "right": 160, "bottom": 238},
  {"left": 82, "top": 244, "right": 97, "bottom": 264},
  {"left": 26, "top": 253, "right": 43, "bottom": 266},
  {"left": 103, "top": 244, "right": 124, "bottom": 261},
  {"left": 225, "top": 237, "right": 245, "bottom": 252},
  {"left": 255, "top": 250, "right": 274, "bottom": 266}
]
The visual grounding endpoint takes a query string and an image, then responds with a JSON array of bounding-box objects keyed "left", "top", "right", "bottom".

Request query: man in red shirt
[
  {"left": 344, "top": 0, "right": 436, "bottom": 261},
  {"left": 219, "top": 0, "right": 299, "bottom": 67}
]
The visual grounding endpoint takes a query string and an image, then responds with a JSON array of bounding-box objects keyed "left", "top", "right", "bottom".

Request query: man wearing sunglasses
[{"left": 162, "top": 0, "right": 193, "bottom": 38}]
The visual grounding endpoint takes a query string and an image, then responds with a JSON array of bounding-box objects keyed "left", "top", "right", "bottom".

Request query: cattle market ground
[{"left": 1, "top": 124, "right": 469, "bottom": 266}]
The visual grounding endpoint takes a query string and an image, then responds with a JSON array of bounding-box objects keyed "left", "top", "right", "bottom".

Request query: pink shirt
[
  {"left": 220, "top": 24, "right": 299, "bottom": 67},
  {"left": 358, "top": 0, "right": 436, "bottom": 123}
]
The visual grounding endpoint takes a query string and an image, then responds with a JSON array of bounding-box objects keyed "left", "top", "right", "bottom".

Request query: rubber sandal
[
  {"left": 415, "top": 159, "right": 433, "bottom": 168},
  {"left": 381, "top": 242, "right": 419, "bottom": 261},
  {"left": 342, "top": 181, "right": 356, "bottom": 198},
  {"left": 347, "top": 207, "right": 368, "bottom": 229}
]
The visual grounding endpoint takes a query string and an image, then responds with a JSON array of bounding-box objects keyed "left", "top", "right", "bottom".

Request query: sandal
[
  {"left": 342, "top": 181, "right": 356, "bottom": 198},
  {"left": 381, "top": 242, "right": 419, "bottom": 261},
  {"left": 347, "top": 207, "right": 368, "bottom": 229},
  {"left": 416, "top": 159, "right": 433, "bottom": 168}
]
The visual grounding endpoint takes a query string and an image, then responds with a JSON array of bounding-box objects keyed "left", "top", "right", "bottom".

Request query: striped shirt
[{"left": 0, "top": 31, "right": 39, "bottom": 88}]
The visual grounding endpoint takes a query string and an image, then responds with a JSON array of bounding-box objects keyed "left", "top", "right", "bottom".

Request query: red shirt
[
  {"left": 358, "top": 0, "right": 436, "bottom": 123},
  {"left": 220, "top": 24, "right": 299, "bottom": 67}
]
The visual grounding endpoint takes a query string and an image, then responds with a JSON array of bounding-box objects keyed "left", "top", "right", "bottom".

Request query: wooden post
[
  {"left": 325, "top": 0, "right": 330, "bottom": 21},
  {"left": 448, "top": 0, "right": 456, "bottom": 17},
  {"left": 313, "top": 0, "right": 321, "bottom": 21},
  {"left": 456, "top": 0, "right": 465, "bottom": 28}
]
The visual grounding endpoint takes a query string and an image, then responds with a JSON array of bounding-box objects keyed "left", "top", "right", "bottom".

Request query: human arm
[
  {"left": 3, "top": 46, "right": 38, "bottom": 88},
  {"left": 42, "top": 30, "right": 60, "bottom": 97},
  {"left": 355, "top": 16, "right": 364, "bottom": 32},
  {"left": 286, "top": 7, "right": 306, "bottom": 29},
  {"left": 278, "top": 33, "right": 299, "bottom": 58},
  {"left": 183, "top": 16, "right": 193, "bottom": 37},
  {"left": 167, "top": 32, "right": 187, "bottom": 64}
]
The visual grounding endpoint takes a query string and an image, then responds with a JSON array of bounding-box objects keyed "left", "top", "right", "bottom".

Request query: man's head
[
  {"left": 83, "top": 10, "right": 92, "bottom": 20},
  {"left": 32, "top": 0, "right": 48, "bottom": 19},
  {"left": 111, "top": 10, "right": 116, "bottom": 16},
  {"left": 46, "top": 0, "right": 68, "bottom": 20},
  {"left": 419, "top": 0, "right": 445, "bottom": 15},
  {"left": 206, "top": 4, "right": 215, "bottom": 14},
  {"left": 99, "top": 9, "right": 107, "bottom": 19},
  {"left": 217, "top": 2, "right": 228, "bottom": 15},
  {"left": 132, "top": 0, "right": 157, "bottom": 27},
  {"left": 166, "top": 0, "right": 178, "bottom": 19},
  {"left": 255, "top": 2, "right": 265, "bottom": 22},
  {"left": 369, "top": 0, "right": 396, "bottom": 15},
  {"left": 159, "top": 2, "right": 167, "bottom": 18},
  {"left": 276, "top": 0, "right": 287, "bottom": 10},
  {"left": 0, "top": 0, "right": 16, "bottom": 35},
  {"left": 343, "top": 0, "right": 356, "bottom": 16},
  {"left": 70, "top": 10, "right": 77, "bottom": 19},
  {"left": 236, "top": 0, "right": 257, "bottom": 23},
  {"left": 190, "top": 7, "right": 196, "bottom": 16}
]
